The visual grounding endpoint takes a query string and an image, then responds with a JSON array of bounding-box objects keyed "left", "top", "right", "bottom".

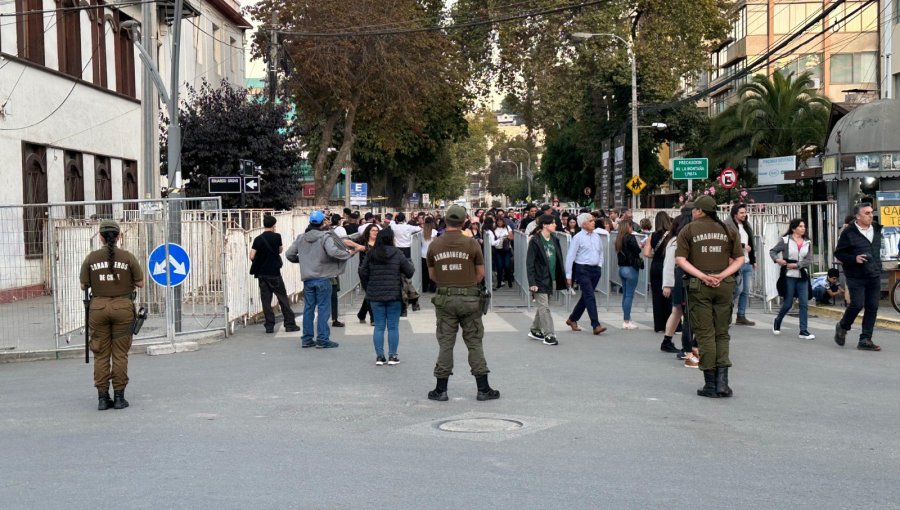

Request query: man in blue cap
[{"left": 286, "top": 210, "right": 356, "bottom": 348}]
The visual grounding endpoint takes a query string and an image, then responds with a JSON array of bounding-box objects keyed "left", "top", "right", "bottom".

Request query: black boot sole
[
  {"left": 697, "top": 389, "right": 720, "bottom": 398},
  {"left": 428, "top": 391, "right": 448, "bottom": 401},
  {"left": 477, "top": 390, "right": 500, "bottom": 401}
]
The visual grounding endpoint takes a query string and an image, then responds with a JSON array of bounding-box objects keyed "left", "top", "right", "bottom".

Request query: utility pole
[
  {"left": 884, "top": 0, "right": 894, "bottom": 99},
  {"left": 268, "top": 13, "right": 278, "bottom": 103},
  {"left": 141, "top": 0, "right": 158, "bottom": 199}
]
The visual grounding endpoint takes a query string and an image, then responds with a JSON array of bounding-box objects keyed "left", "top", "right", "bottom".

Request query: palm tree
[{"left": 707, "top": 71, "right": 830, "bottom": 169}]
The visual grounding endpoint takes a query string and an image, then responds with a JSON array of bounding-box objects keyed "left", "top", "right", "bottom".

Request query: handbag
[{"left": 402, "top": 275, "right": 419, "bottom": 304}]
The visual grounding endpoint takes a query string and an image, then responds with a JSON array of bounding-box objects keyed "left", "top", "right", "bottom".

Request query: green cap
[
  {"left": 694, "top": 195, "right": 717, "bottom": 213},
  {"left": 99, "top": 220, "right": 120, "bottom": 233},
  {"left": 445, "top": 204, "right": 467, "bottom": 226}
]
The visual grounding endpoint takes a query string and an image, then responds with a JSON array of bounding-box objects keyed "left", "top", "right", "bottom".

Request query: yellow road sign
[{"left": 627, "top": 176, "right": 647, "bottom": 194}]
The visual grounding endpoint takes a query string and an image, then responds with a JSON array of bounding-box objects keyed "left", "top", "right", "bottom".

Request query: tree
[
  {"left": 247, "top": 0, "right": 465, "bottom": 204},
  {"left": 160, "top": 80, "right": 299, "bottom": 209}
]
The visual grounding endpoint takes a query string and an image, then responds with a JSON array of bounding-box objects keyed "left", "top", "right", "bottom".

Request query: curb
[{"left": 808, "top": 304, "right": 900, "bottom": 333}]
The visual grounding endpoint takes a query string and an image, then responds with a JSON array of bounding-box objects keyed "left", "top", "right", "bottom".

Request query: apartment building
[{"left": 707, "top": 0, "right": 881, "bottom": 116}]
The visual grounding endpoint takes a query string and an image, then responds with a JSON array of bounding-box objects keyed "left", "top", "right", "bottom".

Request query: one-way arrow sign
[{"left": 243, "top": 176, "right": 260, "bottom": 193}]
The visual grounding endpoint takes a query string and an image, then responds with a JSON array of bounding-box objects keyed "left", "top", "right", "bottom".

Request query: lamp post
[
  {"left": 572, "top": 32, "right": 640, "bottom": 210},
  {"left": 508, "top": 147, "right": 532, "bottom": 201}
]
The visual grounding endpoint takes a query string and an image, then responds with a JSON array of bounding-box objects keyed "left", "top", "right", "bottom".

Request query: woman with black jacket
[
  {"left": 355, "top": 223, "right": 380, "bottom": 324},
  {"left": 359, "top": 228, "right": 414, "bottom": 365},
  {"left": 526, "top": 215, "right": 566, "bottom": 345},
  {"left": 616, "top": 221, "right": 643, "bottom": 330},
  {"left": 644, "top": 212, "right": 673, "bottom": 332}
]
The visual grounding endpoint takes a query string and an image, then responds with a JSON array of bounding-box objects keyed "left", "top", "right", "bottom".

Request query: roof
[{"left": 825, "top": 99, "right": 900, "bottom": 155}]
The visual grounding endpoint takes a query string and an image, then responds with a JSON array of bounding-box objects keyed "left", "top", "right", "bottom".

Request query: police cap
[
  {"left": 693, "top": 195, "right": 717, "bottom": 213},
  {"left": 445, "top": 204, "right": 467, "bottom": 226},
  {"left": 99, "top": 220, "right": 120, "bottom": 233}
]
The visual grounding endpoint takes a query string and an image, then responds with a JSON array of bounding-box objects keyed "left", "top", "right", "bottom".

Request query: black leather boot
[
  {"left": 97, "top": 390, "right": 114, "bottom": 411},
  {"left": 428, "top": 378, "right": 449, "bottom": 401},
  {"left": 113, "top": 390, "right": 129, "bottom": 409},
  {"left": 697, "top": 370, "right": 719, "bottom": 398},
  {"left": 716, "top": 367, "right": 733, "bottom": 397},
  {"left": 475, "top": 375, "right": 500, "bottom": 401}
]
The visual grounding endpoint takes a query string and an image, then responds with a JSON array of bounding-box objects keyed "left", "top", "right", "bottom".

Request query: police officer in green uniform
[
  {"left": 426, "top": 205, "right": 499, "bottom": 402},
  {"left": 79, "top": 220, "right": 145, "bottom": 410},
  {"left": 675, "top": 196, "right": 744, "bottom": 398}
]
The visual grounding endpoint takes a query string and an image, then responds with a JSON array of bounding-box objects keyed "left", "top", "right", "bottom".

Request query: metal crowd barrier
[
  {"left": 411, "top": 232, "right": 423, "bottom": 293},
  {"left": 513, "top": 230, "right": 531, "bottom": 310},
  {"left": 482, "top": 232, "right": 493, "bottom": 312}
]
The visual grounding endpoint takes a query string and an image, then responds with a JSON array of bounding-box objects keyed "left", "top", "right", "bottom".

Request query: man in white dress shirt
[{"left": 564, "top": 213, "right": 607, "bottom": 335}]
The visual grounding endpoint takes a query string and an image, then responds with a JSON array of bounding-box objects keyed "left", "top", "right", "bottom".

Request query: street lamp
[
  {"left": 508, "top": 147, "right": 532, "bottom": 201},
  {"left": 571, "top": 31, "right": 640, "bottom": 210}
]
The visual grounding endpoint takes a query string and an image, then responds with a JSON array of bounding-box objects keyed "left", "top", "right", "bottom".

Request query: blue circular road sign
[{"left": 147, "top": 243, "right": 191, "bottom": 287}]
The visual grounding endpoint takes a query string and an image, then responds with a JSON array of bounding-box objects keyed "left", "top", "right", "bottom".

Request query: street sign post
[
  {"left": 208, "top": 176, "right": 242, "bottom": 194},
  {"left": 243, "top": 176, "right": 260, "bottom": 193},
  {"left": 718, "top": 168, "right": 738, "bottom": 189},
  {"left": 672, "top": 158, "right": 709, "bottom": 179},
  {"left": 410, "top": 192, "right": 420, "bottom": 206},
  {"left": 626, "top": 176, "right": 647, "bottom": 195},
  {"left": 350, "top": 183, "right": 368, "bottom": 206},
  {"left": 148, "top": 243, "right": 191, "bottom": 287}
]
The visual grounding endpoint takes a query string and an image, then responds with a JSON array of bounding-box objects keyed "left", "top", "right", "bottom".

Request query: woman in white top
[
  {"left": 493, "top": 217, "right": 514, "bottom": 289},
  {"left": 769, "top": 218, "right": 815, "bottom": 339},
  {"left": 420, "top": 217, "right": 436, "bottom": 293}
]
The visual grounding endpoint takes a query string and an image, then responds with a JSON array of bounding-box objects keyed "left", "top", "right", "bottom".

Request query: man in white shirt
[
  {"left": 389, "top": 212, "right": 422, "bottom": 313},
  {"left": 564, "top": 213, "right": 607, "bottom": 335}
]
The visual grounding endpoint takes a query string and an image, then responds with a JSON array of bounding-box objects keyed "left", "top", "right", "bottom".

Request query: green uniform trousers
[
  {"left": 686, "top": 276, "right": 735, "bottom": 371},
  {"left": 432, "top": 293, "right": 489, "bottom": 378},
  {"left": 88, "top": 296, "right": 135, "bottom": 391}
]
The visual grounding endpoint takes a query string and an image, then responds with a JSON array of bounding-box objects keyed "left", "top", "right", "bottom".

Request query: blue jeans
[
  {"left": 370, "top": 300, "right": 401, "bottom": 357},
  {"left": 301, "top": 278, "right": 332, "bottom": 344},
  {"left": 732, "top": 262, "right": 753, "bottom": 315},
  {"left": 776, "top": 276, "right": 808, "bottom": 332},
  {"left": 619, "top": 266, "right": 639, "bottom": 321}
]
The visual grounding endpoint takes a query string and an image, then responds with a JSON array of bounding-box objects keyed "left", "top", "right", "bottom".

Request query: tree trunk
[
  {"left": 313, "top": 112, "right": 341, "bottom": 204},
  {"left": 318, "top": 92, "right": 361, "bottom": 205}
]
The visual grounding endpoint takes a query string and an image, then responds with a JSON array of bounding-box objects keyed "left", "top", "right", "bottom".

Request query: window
[
  {"left": 64, "top": 151, "right": 85, "bottom": 217},
  {"left": 830, "top": 52, "right": 877, "bottom": 84},
  {"left": 747, "top": 4, "right": 767, "bottom": 35},
  {"left": 114, "top": 12, "right": 136, "bottom": 97},
  {"left": 730, "top": 7, "right": 746, "bottom": 41},
  {"left": 15, "top": 0, "right": 45, "bottom": 65},
  {"left": 95, "top": 156, "right": 112, "bottom": 218},
  {"left": 122, "top": 160, "right": 138, "bottom": 210},
  {"left": 832, "top": 2, "right": 879, "bottom": 32},
  {"left": 711, "top": 94, "right": 727, "bottom": 116},
  {"left": 212, "top": 23, "right": 223, "bottom": 76},
  {"left": 774, "top": 2, "right": 820, "bottom": 34},
  {"left": 777, "top": 54, "right": 823, "bottom": 86},
  {"left": 88, "top": 0, "right": 108, "bottom": 87},
  {"left": 229, "top": 37, "right": 237, "bottom": 78},
  {"left": 22, "top": 144, "right": 48, "bottom": 258},
  {"left": 56, "top": 0, "right": 82, "bottom": 77}
]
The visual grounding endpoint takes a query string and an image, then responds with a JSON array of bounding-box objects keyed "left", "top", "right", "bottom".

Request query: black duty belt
[{"left": 436, "top": 287, "right": 481, "bottom": 296}]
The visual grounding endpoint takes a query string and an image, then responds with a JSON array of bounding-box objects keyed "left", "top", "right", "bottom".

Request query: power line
[
  {"left": 274, "top": 0, "right": 609, "bottom": 37},
  {"left": 0, "top": 0, "right": 157, "bottom": 17}
]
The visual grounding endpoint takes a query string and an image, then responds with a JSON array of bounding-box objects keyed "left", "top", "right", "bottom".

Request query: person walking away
[
  {"left": 356, "top": 223, "right": 381, "bottom": 324},
  {"left": 420, "top": 217, "right": 437, "bottom": 294},
  {"left": 389, "top": 212, "right": 422, "bottom": 313},
  {"left": 493, "top": 217, "right": 514, "bottom": 289},
  {"left": 79, "top": 220, "right": 145, "bottom": 410},
  {"left": 481, "top": 217, "right": 498, "bottom": 288},
  {"left": 834, "top": 203, "right": 883, "bottom": 351},
  {"left": 675, "top": 196, "right": 744, "bottom": 398},
  {"left": 616, "top": 221, "right": 643, "bottom": 330},
  {"left": 564, "top": 213, "right": 607, "bottom": 335},
  {"left": 250, "top": 214, "right": 299, "bottom": 334},
  {"left": 812, "top": 268, "right": 842, "bottom": 305},
  {"left": 285, "top": 210, "right": 355, "bottom": 349},
  {"left": 770, "top": 218, "right": 815, "bottom": 340},
  {"left": 426, "top": 204, "right": 499, "bottom": 401},
  {"left": 359, "top": 228, "right": 415, "bottom": 365},
  {"left": 661, "top": 214, "right": 697, "bottom": 361},
  {"left": 725, "top": 203, "right": 757, "bottom": 326},
  {"left": 644, "top": 211, "right": 673, "bottom": 333},
  {"left": 526, "top": 215, "right": 566, "bottom": 345}
]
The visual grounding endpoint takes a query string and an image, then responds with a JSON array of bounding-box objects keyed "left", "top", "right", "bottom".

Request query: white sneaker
[
  {"left": 772, "top": 321, "right": 781, "bottom": 336},
  {"left": 798, "top": 331, "right": 816, "bottom": 340},
  {"left": 622, "top": 321, "right": 638, "bottom": 330}
]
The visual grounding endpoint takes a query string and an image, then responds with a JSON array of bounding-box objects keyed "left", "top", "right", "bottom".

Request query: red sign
[
  {"left": 302, "top": 184, "right": 316, "bottom": 198},
  {"left": 718, "top": 168, "right": 738, "bottom": 189}
]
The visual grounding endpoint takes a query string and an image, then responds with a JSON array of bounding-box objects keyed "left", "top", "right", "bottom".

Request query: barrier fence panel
[
  {"left": 513, "top": 230, "right": 531, "bottom": 309},
  {"left": 411, "top": 233, "right": 423, "bottom": 293},
  {"left": 553, "top": 231, "right": 572, "bottom": 310},
  {"left": 596, "top": 231, "right": 612, "bottom": 311},
  {"left": 482, "top": 232, "right": 493, "bottom": 311}
]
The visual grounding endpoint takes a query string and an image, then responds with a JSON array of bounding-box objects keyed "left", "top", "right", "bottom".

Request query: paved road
[{"left": 1, "top": 296, "right": 898, "bottom": 509}]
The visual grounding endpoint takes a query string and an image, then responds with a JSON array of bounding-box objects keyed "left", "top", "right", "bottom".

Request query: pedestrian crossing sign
[{"left": 627, "top": 176, "right": 647, "bottom": 194}]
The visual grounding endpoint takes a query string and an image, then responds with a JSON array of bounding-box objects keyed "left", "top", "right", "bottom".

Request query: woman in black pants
[
  {"left": 356, "top": 223, "right": 380, "bottom": 324},
  {"left": 644, "top": 211, "right": 673, "bottom": 332}
]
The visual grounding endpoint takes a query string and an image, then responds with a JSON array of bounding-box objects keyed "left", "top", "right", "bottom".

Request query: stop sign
[{"left": 719, "top": 168, "right": 738, "bottom": 189}]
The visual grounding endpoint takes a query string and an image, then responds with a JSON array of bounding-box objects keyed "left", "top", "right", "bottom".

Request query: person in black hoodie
[
  {"left": 526, "top": 214, "right": 566, "bottom": 345},
  {"left": 359, "top": 228, "right": 415, "bottom": 365},
  {"left": 834, "top": 203, "right": 883, "bottom": 351}
]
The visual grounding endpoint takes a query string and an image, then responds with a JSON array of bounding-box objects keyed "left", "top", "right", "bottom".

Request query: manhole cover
[{"left": 437, "top": 418, "right": 524, "bottom": 433}]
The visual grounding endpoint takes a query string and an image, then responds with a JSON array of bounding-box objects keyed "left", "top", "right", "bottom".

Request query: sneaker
[
  {"left": 528, "top": 329, "right": 545, "bottom": 341},
  {"left": 284, "top": 325, "right": 300, "bottom": 332},
  {"left": 772, "top": 320, "right": 781, "bottom": 336},
  {"left": 301, "top": 341, "right": 317, "bottom": 348},
  {"left": 427, "top": 389, "right": 448, "bottom": 401},
  {"left": 476, "top": 389, "right": 500, "bottom": 401},
  {"left": 798, "top": 331, "right": 816, "bottom": 340},
  {"left": 375, "top": 356, "right": 386, "bottom": 366},
  {"left": 676, "top": 351, "right": 688, "bottom": 360},
  {"left": 660, "top": 340, "right": 680, "bottom": 353},
  {"left": 542, "top": 335, "right": 558, "bottom": 346},
  {"left": 316, "top": 340, "right": 339, "bottom": 349},
  {"left": 834, "top": 323, "right": 847, "bottom": 346},
  {"left": 622, "top": 321, "right": 637, "bottom": 330},
  {"left": 331, "top": 320, "right": 345, "bottom": 327},
  {"left": 684, "top": 354, "right": 700, "bottom": 368},
  {"left": 857, "top": 339, "right": 882, "bottom": 351},
  {"left": 387, "top": 356, "right": 400, "bottom": 365}
]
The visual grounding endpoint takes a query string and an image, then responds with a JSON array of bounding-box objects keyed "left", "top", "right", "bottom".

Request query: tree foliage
[{"left": 160, "top": 80, "right": 299, "bottom": 209}]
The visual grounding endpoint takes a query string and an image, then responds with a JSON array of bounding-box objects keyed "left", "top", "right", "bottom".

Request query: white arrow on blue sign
[{"left": 147, "top": 243, "right": 191, "bottom": 287}]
